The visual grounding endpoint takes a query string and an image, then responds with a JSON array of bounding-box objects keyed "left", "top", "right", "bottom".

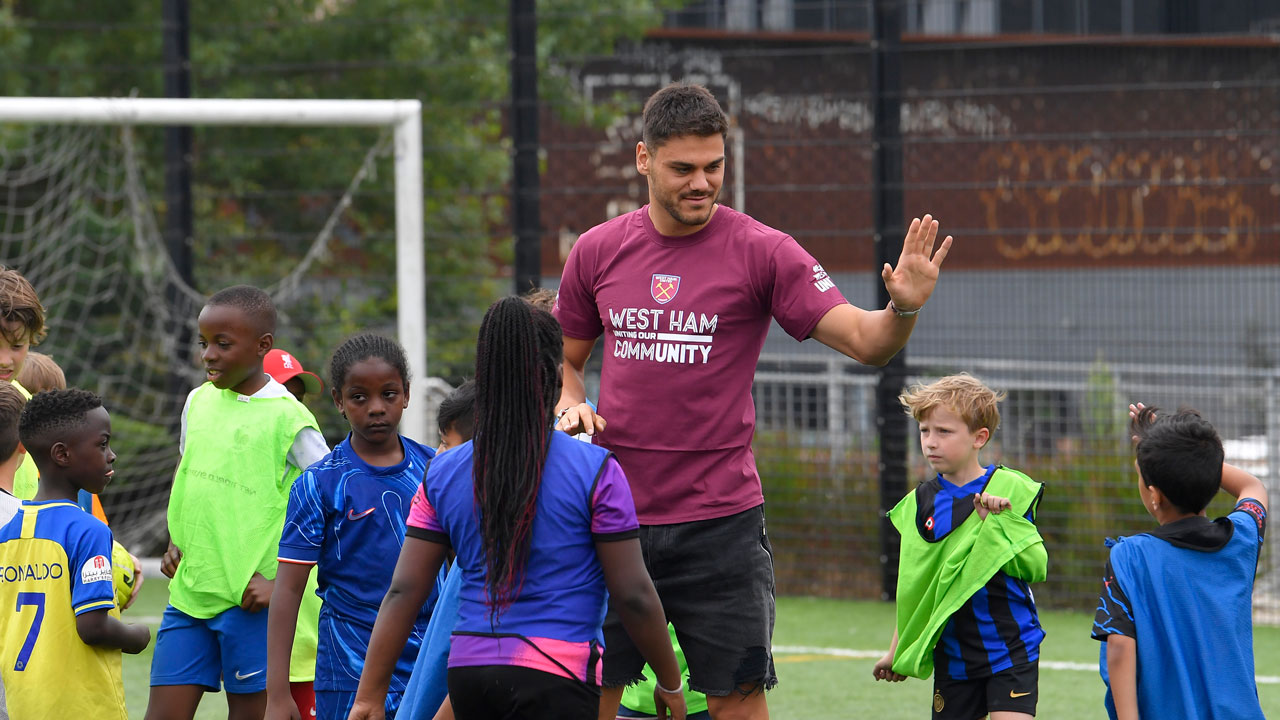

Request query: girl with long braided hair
[{"left": 351, "top": 298, "right": 685, "bottom": 720}]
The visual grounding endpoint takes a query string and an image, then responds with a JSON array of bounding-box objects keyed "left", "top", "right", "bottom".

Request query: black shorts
[
  {"left": 932, "top": 661, "right": 1038, "bottom": 719},
  {"left": 447, "top": 665, "right": 600, "bottom": 720},
  {"left": 602, "top": 505, "right": 777, "bottom": 696}
]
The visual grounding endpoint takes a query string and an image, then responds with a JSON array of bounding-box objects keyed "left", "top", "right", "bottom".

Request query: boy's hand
[
  {"left": 122, "top": 551, "right": 145, "bottom": 611},
  {"left": 160, "top": 542, "right": 182, "bottom": 578},
  {"left": 346, "top": 700, "right": 385, "bottom": 720},
  {"left": 654, "top": 685, "right": 688, "bottom": 720},
  {"left": 241, "top": 572, "right": 274, "bottom": 613},
  {"left": 1128, "top": 403, "right": 1153, "bottom": 445},
  {"left": 973, "top": 492, "right": 1012, "bottom": 520},
  {"left": 873, "top": 651, "right": 906, "bottom": 682},
  {"left": 265, "top": 696, "right": 303, "bottom": 720},
  {"left": 124, "top": 623, "right": 152, "bottom": 654}
]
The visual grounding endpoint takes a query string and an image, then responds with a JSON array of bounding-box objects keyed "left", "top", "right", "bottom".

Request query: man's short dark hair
[
  {"left": 205, "top": 285, "right": 277, "bottom": 336},
  {"left": 18, "top": 389, "right": 104, "bottom": 468},
  {"left": 0, "top": 382, "right": 28, "bottom": 463},
  {"left": 438, "top": 379, "right": 476, "bottom": 441},
  {"left": 642, "top": 82, "right": 729, "bottom": 151},
  {"left": 1132, "top": 406, "right": 1223, "bottom": 514}
]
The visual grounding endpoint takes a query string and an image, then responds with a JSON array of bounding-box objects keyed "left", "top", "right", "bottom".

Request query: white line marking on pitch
[{"left": 772, "top": 646, "right": 1279, "bottom": 685}]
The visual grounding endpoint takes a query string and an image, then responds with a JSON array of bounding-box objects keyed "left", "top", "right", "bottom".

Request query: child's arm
[
  {"left": 1106, "top": 635, "right": 1139, "bottom": 720},
  {"left": 160, "top": 541, "right": 181, "bottom": 578},
  {"left": 1221, "top": 462, "right": 1268, "bottom": 511},
  {"left": 596, "top": 538, "right": 687, "bottom": 720},
  {"left": 241, "top": 572, "right": 274, "bottom": 612},
  {"left": 872, "top": 628, "right": 906, "bottom": 682},
  {"left": 75, "top": 609, "right": 150, "bottom": 654},
  {"left": 350, "top": 536, "right": 447, "bottom": 720},
  {"left": 265, "top": 562, "right": 311, "bottom": 720},
  {"left": 976, "top": 487, "right": 1049, "bottom": 583}
]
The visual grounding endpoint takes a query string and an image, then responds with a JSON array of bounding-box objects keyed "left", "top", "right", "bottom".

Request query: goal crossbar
[{"left": 0, "top": 96, "right": 428, "bottom": 442}]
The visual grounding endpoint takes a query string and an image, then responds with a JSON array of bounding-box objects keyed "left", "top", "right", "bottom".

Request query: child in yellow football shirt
[{"left": 0, "top": 389, "right": 150, "bottom": 719}]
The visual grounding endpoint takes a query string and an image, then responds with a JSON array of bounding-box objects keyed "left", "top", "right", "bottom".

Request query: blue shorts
[
  {"left": 150, "top": 604, "right": 270, "bottom": 693},
  {"left": 315, "top": 690, "right": 403, "bottom": 720}
]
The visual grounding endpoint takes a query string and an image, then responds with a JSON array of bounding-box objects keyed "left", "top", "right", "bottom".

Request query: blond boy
[{"left": 874, "top": 374, "right": 1047, "bottom": 720}]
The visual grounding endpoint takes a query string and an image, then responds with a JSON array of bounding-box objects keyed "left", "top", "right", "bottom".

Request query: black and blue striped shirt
[{"left": 918, "top": 465, "right": 1045, "bottom": 680}]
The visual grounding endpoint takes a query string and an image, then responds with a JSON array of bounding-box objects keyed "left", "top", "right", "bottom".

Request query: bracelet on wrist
[
  {"left": 889, "top": 299, "right": 921, "bottom": 317},
  {"left": 656, "top": 677, "right": 684, "bottom": 695}
]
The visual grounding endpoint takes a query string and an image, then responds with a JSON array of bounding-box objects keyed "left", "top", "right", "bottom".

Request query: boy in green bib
[
  {"left": 873, "top": 374, "right": 1047, "bottom": 720},
  {"left": 145, "top": 286, "right": 328, "bottom": 720}
]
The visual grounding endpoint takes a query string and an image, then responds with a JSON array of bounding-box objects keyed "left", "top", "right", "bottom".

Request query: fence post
[
  {"left": 511, "top": 0, "right": 541, "bottom": 294},
  {"left": 872, "top": 0, "right": 908, "bottom": 602},
  {"left": 162, "top": 0, "right": 194, "bottom": 423}
]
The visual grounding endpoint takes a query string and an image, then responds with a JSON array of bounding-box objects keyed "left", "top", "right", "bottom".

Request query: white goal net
[{"left": 0, "top": 103, "right": 426, "bottom": 553}]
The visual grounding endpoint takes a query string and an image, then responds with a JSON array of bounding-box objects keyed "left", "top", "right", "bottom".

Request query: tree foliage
[{"left": 0, "top": 0, "right": 677, "bottom": 387}]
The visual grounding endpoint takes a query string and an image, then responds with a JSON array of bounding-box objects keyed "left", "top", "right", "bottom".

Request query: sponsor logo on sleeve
[
  {"left": 80, "top": 555, "right": 112, "bottom": 584},
  {"left": 811, "top": 264, "right": 835, "bottom": 292}
]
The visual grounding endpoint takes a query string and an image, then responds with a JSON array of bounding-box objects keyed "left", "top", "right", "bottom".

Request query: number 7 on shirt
[{"left": 13, "top": 592, "right": 45, "bottom": 671}]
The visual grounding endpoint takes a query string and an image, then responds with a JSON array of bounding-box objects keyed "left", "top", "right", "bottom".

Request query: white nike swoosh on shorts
[{"left": 234, "top": 668, "right": 265, "bottom": 681}]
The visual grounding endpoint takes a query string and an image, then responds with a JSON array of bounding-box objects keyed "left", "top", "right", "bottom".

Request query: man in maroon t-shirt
[{"left": 553, "top": 82, "right": 951, "bottom": 720}]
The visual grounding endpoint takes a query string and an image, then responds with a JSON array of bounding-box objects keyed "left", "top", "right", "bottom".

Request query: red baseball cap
[{"left": 264, "top": 349, "right": 323, "bottom": 395}]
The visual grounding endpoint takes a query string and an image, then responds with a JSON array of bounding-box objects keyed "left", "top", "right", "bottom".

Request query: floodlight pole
[{"left": 0, "top": 97, "right": 429, "bottom": 442}]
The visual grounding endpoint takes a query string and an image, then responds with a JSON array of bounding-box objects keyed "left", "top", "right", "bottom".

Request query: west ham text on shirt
[{"left": 608, "top": 307, "right": 719, "bottom": 364}]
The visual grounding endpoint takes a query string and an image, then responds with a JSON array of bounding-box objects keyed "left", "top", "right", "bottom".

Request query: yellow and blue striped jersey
[{"left": 0, "top": 500, "right": 127, "bottom": 720}]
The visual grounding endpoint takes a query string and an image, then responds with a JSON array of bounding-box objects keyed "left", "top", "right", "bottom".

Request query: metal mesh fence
[{"left": 536, "top": 17, "right": 1280, "bottom": 615}]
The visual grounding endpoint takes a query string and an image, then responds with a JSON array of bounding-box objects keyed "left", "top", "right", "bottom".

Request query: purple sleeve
[
  {"left": 553, "top": 234, "right": 605, "bottom": 341},
  {"left": 767, "top": 237, "right": 849, "bottom": 341},
  {"left": 407, "top": 483, "right": 445, "bottom": 533},
  {"left": 591, "top": 457, "right": 639, "bottom": 539}
]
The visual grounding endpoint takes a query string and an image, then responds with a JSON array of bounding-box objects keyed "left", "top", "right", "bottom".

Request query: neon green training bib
[
  {"left": 887, "top": 466, "right": 1047, "bottom": 679},
  {"left": 166, "top": 383, "right": 319, "bottom": 619}
]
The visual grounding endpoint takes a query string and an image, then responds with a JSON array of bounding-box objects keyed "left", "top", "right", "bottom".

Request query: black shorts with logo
[
  {"left": 601, "top": 505, "right": 777, "bottom": 696},
  {"left": 932, "top": 660, "right": 1038, "bottom": 719}
]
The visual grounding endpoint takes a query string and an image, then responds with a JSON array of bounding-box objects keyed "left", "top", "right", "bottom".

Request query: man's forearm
[
  {"left": 811, "top": 303, "right": 917, "bottom": 367},
  {"left": 855, "top": 305, "right": 918, "bottom": 366}
]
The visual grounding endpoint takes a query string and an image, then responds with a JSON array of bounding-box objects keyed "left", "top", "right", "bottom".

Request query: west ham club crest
[{"left": 650, "top": 273, "right": 681, "bottom": 304}]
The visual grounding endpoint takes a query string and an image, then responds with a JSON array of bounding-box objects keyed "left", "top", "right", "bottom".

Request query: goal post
[{"left": 0, "top": 96, "right": 428, "bottom": 442}]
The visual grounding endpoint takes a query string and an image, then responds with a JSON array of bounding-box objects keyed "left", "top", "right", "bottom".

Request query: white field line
[{"left": 771, "top": 646, "right": 1280, "bottom": 685}]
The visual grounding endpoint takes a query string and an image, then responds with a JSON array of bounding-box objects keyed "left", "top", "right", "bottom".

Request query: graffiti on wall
[{"left": 976, "top": 141, "right": 1274, "bottom": 261}]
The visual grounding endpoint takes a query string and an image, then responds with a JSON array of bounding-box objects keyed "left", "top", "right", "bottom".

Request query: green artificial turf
[{"left": 121, "top": 581, "right": 1280, "bottom": 719}]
